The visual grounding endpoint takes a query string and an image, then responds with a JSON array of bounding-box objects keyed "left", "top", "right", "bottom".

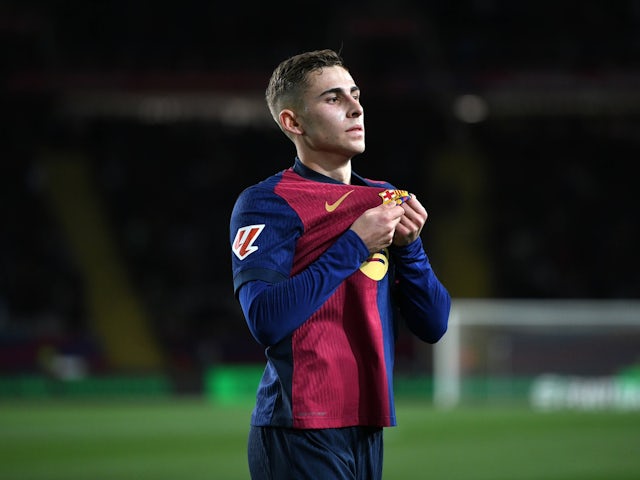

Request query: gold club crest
[{"left": 379, "top": 189, "right": 411, "bottom": 205}]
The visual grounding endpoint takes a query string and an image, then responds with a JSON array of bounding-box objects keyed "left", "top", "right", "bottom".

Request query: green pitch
[{"left": 1, "top": 398, "right": 638, "bottom": 479}]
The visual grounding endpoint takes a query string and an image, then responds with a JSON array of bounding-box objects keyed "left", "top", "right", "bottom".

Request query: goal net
[{"left": 433, "top": 299, "right": 640, "bottom": 410}]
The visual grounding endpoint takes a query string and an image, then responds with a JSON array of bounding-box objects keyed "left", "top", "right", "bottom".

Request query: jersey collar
[{"left": 292, "top": 157, "right": 368, "bottom": 186}]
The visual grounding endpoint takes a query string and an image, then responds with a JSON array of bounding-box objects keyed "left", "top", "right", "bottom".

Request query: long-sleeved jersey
[{"left": 230, "top": 158, "right": 451, "bottom": 429}]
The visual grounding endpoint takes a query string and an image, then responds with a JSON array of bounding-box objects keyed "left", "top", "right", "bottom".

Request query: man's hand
[
  {"left": 392, "top": 195, "right": 428, "bottom": 246},
  {"left": 350, "top": 202, "right": 405, "bottom": 253}
]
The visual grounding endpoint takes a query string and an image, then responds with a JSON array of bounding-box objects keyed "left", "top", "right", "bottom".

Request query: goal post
[{"left": 433, "top": 299, "right": 640, "bottom": 409}]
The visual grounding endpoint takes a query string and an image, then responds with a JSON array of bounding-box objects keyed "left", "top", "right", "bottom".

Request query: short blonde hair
[{"left": 265, "top": 49, "right": 346, "bottom": 129}]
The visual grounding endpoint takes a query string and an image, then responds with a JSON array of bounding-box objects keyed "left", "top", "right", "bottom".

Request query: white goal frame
[{"left": 433, "top": 299, "right": 640, "bottom": 408}]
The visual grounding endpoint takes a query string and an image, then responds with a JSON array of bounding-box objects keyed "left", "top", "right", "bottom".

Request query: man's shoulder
[{"left": 232, "top": 170, "right": 296, "bottom": 217}]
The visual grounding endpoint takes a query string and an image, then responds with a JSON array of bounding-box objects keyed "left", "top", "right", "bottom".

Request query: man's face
[{"left": 296, "top": 65, "right": 365, "bottom": 159}]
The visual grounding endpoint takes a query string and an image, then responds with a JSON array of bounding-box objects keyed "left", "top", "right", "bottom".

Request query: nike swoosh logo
[{"left": 325, "top": 190, "right": 354, "bottom": 212}]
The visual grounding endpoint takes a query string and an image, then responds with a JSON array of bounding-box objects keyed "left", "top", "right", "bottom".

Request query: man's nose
[{"left": 348, "top": 102, "right": 363, "bottom": 118}]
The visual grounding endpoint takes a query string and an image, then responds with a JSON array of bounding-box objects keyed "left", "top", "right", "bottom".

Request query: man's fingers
[
  {"left": 380, "top": 204, "right": 403, "bottom": 227},
  {"left": 400, "top": 197, "right": 428, "bottom": 224}
]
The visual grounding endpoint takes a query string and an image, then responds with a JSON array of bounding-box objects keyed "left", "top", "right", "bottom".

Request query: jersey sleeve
[
  {"left": 230, "top": 183, "right": 300, "bottom": 292},
  {"left": 390, "top": 238, "right": 451, "bottom": 343},
  {"left": 239, "top": 230, "right": 370, "bottom": 346}
]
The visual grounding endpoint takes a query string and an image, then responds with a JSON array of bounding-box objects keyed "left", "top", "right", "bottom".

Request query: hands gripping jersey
[{"left": 230, "top": 159, "right": 450, "bottom": 429}]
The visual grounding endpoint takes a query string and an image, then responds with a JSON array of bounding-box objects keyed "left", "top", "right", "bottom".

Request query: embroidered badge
[
  {"left": 232, "top": 224, "right": 265, "bottom": 260},
  {"left": 379, "top": 189, "right": 411, "bottom": 205}
]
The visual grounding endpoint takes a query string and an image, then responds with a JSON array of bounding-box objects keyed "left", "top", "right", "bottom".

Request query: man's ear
[{"left": 280, "top": 109, "right": 304, "bottom": 135}]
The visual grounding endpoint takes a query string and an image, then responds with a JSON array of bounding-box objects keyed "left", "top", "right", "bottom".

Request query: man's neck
[{"left": 297, "top": 155, "right": 352, "bottom": 185}]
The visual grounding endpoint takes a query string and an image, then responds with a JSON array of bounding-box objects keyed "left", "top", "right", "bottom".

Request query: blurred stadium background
[{"left": 2, "top": 1, "right": 640, "bottom": 478}]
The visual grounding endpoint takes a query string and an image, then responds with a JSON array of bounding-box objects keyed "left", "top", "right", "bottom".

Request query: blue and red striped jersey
[{"left": 230, "top": 158, "right": 450, "bottom": 429}]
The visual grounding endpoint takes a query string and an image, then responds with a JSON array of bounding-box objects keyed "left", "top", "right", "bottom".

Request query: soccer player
[{"left": 229, "top": 49, "right": 451, "bottom": 479}]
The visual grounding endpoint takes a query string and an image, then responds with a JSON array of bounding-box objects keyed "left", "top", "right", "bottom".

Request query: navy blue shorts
[{"left": 247, "top": 425, "right": 384, "bottom": 480}]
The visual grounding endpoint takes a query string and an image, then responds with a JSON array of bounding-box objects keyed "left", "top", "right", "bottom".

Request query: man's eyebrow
[{"left": 318, "top": 86, "right": 360, "bottom": 97}]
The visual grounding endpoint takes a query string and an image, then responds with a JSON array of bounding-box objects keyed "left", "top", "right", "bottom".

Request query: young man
[{"left": 229, "top": 49, "right": 451, "bottom": 479}]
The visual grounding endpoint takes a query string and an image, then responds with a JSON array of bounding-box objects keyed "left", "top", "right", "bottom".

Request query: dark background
[{"left": 2, "top": 1, "right": 639, "bottom": 384}]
